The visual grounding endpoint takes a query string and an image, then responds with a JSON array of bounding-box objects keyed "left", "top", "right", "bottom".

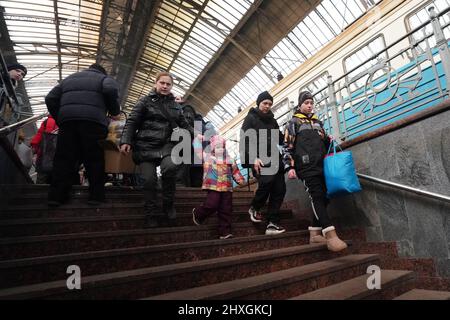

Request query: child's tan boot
[
  {"left": 323, "top": 226, "right": 348, "bottom": 252},
  {"left": 308, "top": 227, "right": 327, "bottom": 244}
]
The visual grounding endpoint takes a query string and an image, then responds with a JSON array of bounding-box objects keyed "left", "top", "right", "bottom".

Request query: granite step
[
  {"left": 0, "top": 204, "right": 292, "bottom": 220},
  {"left": 1, "top": 185, "right": 219, "bottom": 191},
  {"left": 0, "top": 210, "right": 294, "bottom": 237},
  {"left": 0, "top": 230, "right": 310, "bottom": 288},
  {"left": 290, "top": 270, "right": 415, "bottom": 300},
  {"left": 5, "top": 193, "right": 255, "bottom": 206},
  {"left": 393, "top": 289, "right": 450, "bottom": 300},
  {"left": 415, "top": 276, "right": 450, "bottom": 292},
  {"left": 0, "top": 219, "right": 302, "bottom": 260},
  {"left": 0, "top": 244, "right": 354, "bottom": 300},
  {"left": 1, "top": 202, "right": 257, "bottom": 213},
  {"left": 145, "top": 254, "right": 379, "bottom": 300},
  {"left": 1, "top": 185, "right": 254, "bottom": 197}
]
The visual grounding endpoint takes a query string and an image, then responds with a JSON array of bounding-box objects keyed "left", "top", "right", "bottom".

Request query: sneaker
[
  {"left": 163, "top": 204, "right": 177, "bottom": 220},
  {"left": 265, "top": 222, "right": 286, "bottom": 235},
  {"left": 47, "top": 200, "right": 61, "bottom": 207},
  {"left": 219, "top": 234, "right": 233, "bottom": 240},
  {"left": 160, "top": 217, "right": 177, "bottom": 228},
  {"left": 192, "top": 208, "right": 201, "bottom": 226},
  {"left": 144, "top": 216, "right": 159, "bottom": 228},
  {"left": 248, "top": 207, "right": 262, "bottom": 223},
  {"left": 87, "top": 199, "right": 105, "bottom": 206}
]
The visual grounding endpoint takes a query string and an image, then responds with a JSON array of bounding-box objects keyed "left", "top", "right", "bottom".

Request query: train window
[
  {"left": 343, "top": 34, "right": 388, "bottom": 92},
  {"left": 299, "top": 71, "right": 329, "bottom": 102},
  {"left": 405, "top": 0, "right": 450, "bottom": 50},
  {"left": 272, "top": 98, "right": 291, "bottom": 127}
]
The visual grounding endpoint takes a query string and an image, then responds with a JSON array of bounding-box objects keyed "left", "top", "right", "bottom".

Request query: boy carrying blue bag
[{"left": 282, "top": 91, "right": 348, "bottom": 252}]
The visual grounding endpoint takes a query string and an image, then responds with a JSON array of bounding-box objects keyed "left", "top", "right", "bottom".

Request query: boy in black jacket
[
  {"left": 282, "top": 91, "right": 347, "bottom": 252},
  {"left": 240, "top": 91, "right": 286, "bottom": 235}
]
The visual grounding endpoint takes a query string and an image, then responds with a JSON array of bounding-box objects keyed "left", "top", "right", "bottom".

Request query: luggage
[{"left": 100, "top": 113, "right": 136, "bottom": 174}]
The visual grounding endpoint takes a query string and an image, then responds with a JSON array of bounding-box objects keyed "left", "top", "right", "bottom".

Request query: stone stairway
[{"left": 0, "top": 185, "right": 449, "bottom": 300}]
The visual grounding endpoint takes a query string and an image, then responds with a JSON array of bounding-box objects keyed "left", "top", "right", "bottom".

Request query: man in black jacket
[
  {"left": 45, "top": 63, "right": 120, "bottom": 206},
  {"left": 240, "top": 91, "right": 286, "bottom": 235}
]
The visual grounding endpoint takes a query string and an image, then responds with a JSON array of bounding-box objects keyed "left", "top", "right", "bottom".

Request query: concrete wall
[{"left": 284, "top": 109, "right": 450, "bottom": 277}]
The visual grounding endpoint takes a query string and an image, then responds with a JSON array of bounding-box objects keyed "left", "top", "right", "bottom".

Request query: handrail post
[
  {"left": 327, "top": 75, "right": 342, "bottom": 143},
  {"left": 429, "top": 6, "right": 450, "bottom": 94}
]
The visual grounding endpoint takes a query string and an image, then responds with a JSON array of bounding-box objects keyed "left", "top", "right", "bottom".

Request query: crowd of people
[{"left": 2, "top": 62, "right": 347, "bottom": 252}]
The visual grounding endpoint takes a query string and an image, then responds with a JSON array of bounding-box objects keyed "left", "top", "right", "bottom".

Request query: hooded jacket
[
  {"left": 282, "top": 112, "right": 331, "bottom": 178},
  {"left": 120, "top": 90, "right": 193, "bottom": 164},
  {"left": 239, "top": 107, "right": 283, "bottom": 170}
]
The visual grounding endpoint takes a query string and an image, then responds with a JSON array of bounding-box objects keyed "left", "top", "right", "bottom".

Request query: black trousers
[
  {"left": 301, "top": 174, "right": 332, "bottom": 229},
  {"left": 251, "top": 169, "right": 286, "bottom": 224},
  {"left": 140, "top": 155, "right": 178, "bottom": 218},
  {"left": 48, "top": 121, "right": 107, "bottom": 202}
]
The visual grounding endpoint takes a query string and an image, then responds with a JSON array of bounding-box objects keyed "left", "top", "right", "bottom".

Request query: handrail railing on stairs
[
  {"left": 357, "top": 173, "right": 450, "bottom": 203},
  {"left": 0, "top": 112, "right": 48, "bottom": 137},
  {"left": 0, "top": 112, "right": 48, "bottom": 184}
]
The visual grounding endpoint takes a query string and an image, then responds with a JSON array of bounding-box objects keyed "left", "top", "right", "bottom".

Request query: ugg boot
[
  {"left": 308, "top": 227, "right": 327, "bottom": 244},
  {"left": 323, "top": 226, "right": 348, "bottom": 252}
]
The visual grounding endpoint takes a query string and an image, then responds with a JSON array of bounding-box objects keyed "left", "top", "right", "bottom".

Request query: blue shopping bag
[{"left": 324, "top": 141, "right": 362, "bottom": 198}]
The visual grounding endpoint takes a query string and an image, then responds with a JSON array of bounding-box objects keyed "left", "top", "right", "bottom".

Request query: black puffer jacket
[
  {"left": 120, "top": 91, "right": 193, "bottom": 164},
  {"left": 45, "top": 68, "right": 120, "bottom": 127},
  {"left": 239, "top": 107, "right": 283, "bottom": 170}
]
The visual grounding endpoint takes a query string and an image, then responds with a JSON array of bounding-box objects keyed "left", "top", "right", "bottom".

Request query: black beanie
[
  {"left": 256, "top": 91, "right": 273, "bottom": 107},
  {"left": 7, "top": 63, "right": 27, "bottom": 76},
  {"left": 298, "top": 91, "right": 313, "bottom": 107}
]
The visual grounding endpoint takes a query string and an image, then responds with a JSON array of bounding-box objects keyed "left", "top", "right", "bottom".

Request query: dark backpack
[{"left": 35, "top": 120, "right": 58, "bottom": 173}]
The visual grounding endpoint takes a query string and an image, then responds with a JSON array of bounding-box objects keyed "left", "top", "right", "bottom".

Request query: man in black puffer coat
[
  {"left": 45, "top": 63, "right": 120, "bottom": 206},
  {"left": 240, "top": 91, "right": 286, "bottom": 236}
]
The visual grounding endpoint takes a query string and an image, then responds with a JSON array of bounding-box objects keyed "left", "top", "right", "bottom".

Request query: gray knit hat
[{"left": 298, "top": 91, "right": 313, "bottom": 107}]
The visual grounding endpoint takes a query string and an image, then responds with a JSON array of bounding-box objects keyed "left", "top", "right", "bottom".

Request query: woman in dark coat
[{"left": 120, "top": 72, "right": 193, "bottom": 228}]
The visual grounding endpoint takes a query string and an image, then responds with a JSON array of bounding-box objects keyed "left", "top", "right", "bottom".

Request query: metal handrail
[
  {"left": 357, "top": 173, "right": 450, "bottom": 203},
  {"left": 0, "top": 112, "right": 48, "bottom": 136}
]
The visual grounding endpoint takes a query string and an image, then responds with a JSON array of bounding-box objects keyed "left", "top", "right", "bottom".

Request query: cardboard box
[{"left": 100, "top": 140, "right": 136, "bottom": 174}]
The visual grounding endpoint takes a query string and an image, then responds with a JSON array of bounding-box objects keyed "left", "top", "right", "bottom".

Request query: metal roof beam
[
  {"left": 165, "top": 0, "right": 209, "bottom": 72},
  {"left": 110, "top": 0, "right": 133, "bottom": 76},
  {"left": 115, "top": 0, "right": 162, "bottom": 105},
  {"left": 52, "top": 0, "right": 63, "bottom": 82},
  {"left": 178, "top": 0, "right": 264, "bottom": 101},
  {"left": 3, "top": 14, "right": 100, "bottom": 32},
  {"left": 96, "top": 0, "right": 111, "bottom": 63},
  {"left": 185, "top": 0, "right": 322, "bottom": 115}
]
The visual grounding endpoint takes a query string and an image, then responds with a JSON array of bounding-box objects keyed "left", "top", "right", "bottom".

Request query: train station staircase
[{"left": 0, "top": 185, "right": 449, "bottom": 300}]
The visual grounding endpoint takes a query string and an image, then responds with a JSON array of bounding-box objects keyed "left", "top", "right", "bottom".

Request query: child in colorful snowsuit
[{"left": 192, "top": 135, "right": 245, "bottom": 239}]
